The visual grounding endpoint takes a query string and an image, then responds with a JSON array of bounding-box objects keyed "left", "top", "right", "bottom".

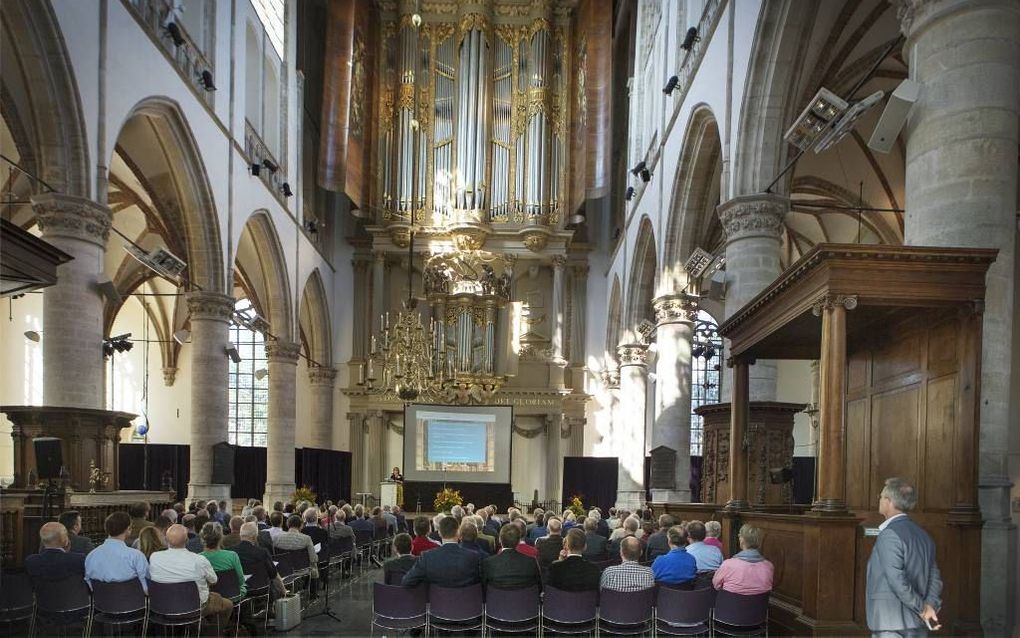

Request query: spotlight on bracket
[
  {"left": 625, "top": 186, "right": 635, "bottom": 201},
  {"left": 639, "top": 168, "right": 651, "bottom": 183},
  {"left": 567, "top": 213, "right": 586, "bottom": 226},
  {"left": 254, "top": 368, "right": 269, "bottom": 381},
  {"left": 681, "top": 27, "right": 700, "bottom": 51},
  {"left": 663, "top": 75, "right": 679, "bottom": 95},
  {"left": 261, "top": 159, "right": 278, "bottom": 173},
  {"left": 24, "top": 330, "right": 41, "bottom": 342},
  {"left": 164, "top": 21, "right": 185, "bottom": 47},
  {"left": 199, "top": 70, "right": 216, "bottom": 91},
  {"left": 630, "top": 161, "right": 646, "bottom": 177},
  {"left": 280, "top": 183, "right": 293, "bottom": 198},
  {"left": 250, "top": 162, "right": 261, "bottom": 176},
  {"left": 225, "top": 345, "right": 242, "bottom": 364},
  {"left": 303, "top": 219, "right": 319, "bottom": 234}
]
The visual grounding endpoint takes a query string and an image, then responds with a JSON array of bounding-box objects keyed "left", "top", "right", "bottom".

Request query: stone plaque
[{"left": 649, "top": 445, "right": 677, "bottom": 490}]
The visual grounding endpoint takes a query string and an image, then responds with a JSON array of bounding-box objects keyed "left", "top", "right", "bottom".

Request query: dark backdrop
[{"left": 562, "top": 456, "right": 619, "bottom": 511}]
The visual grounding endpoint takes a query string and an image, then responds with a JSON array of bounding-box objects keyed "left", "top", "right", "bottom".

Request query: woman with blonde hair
[{"left": 137, "top": 525, "right": 165, "bottom": 560}]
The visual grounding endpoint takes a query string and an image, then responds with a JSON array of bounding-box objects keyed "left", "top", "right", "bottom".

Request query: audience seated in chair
[
  {"left": 645, "top": 514, "right": 674, "bottom": 562},
  {"left": 459, "top": 521, "right": 490, "bottom": 556},
  {"left": 401, "top": 515, "right": 482, "bottom": 588},
  {"left": 651, "top": 526, "right": 697, "bottom": 587},
  {"left": 126, "top": 502, "right": 152, "bottom": 547},
  {"left": 186, "top": 512, "right": 210, "bottom": 553},
  {"left": 301, "top": 508, "right": 329, "bottom": 548},
  {"left": 221, "top": 516, "right": 244, "bottom": 550},
  {"left": 85, "top": 511, "right": 150, "bottom": 592},
  {"left": 26, "top": 522, "right": 87, "bottom": 583},
  {"left": 547, "top": 528, "right": 602, "bottom": 592},
  {"left": 273, "top": 514, "right": 320, "bottom": 580},
  {"left": 234, "top": 522, "right": 287, "bottom": 601},
  {"left": 525, "top": 512, "right": 547, "bottom": 546},
  {"left": 328, "top": 510, "right": 355, "bottom": 541},
  {"left": 581, "top": 516, "right": 609, "bottom": 561},
  {"left": 601, "top": 536, "right": 656, "bottom": 592},
  {"left": 713, "top": 524, "right": 773, "bottom": 595},
  {"left": 704, "top": 520, "right": 724, "bottom": 553},
  {"left": 45, "top": 510, "right": 93, "bottom": 556},
  {"left": 136, "top": 525, "right": 167, "bottom": 560},
  {"left": 411, "top": 516, "right": 440, "bottom": 556},
  {"left": 482, "top": 524, "right": 542, "bottom": 590},
  {"left": 511, "top": 519, "right": 539, "bottom": 558},
  {"left": 349, "top": 505, "right": 375, "bottom": 536},
  {"left": 149, "top": 524, "right": 233, "bottom": 627},
  {"left": 200, "top": 521, "right": 247, "bottom": 601},
  {"left": 685, "top": 520, "right": 724, "bottom": 571},
  {"left": 536, "top": 517, "right": 565, "bottom": 569},
  {"left": 608, "top": 515, "right": 641, "bottom": 555},
  {"left": 382, "top": 533, "right": 418, "bottom": 583}
]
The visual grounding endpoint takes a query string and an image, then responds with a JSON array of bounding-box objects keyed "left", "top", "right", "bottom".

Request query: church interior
[{"left": 1, "top": 0, "right": 1018, "bottom": 635}]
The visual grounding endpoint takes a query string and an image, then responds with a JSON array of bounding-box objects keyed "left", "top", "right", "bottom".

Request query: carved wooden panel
[
  {"left": 844, "top": 396, "right": 869, "bottom": 510},
  {"left": 870, "top": 384, "right": 920, "bottom": 497},
  {"left": 923, "top": 374, "right": 956, "bottom": 510}
]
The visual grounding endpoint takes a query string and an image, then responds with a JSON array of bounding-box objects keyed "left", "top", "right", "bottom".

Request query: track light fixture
[
  {"left": 250, "top": 162, "right": 261, "bottom": 176},
  {"left": 225, "top": 345, "right": 241, "bottom": 364},
  {"left": 261, "top": 159, "right": 278, "bottom": 173},
  {"left": 164, "top": 21, "right": 185, "bottom": 47},
  {"left": 280, "top": 183, "right": 293, "bottom": 198},
  {"left": 103, "top": 333, "right": 134, "bottom": 358},
  {"left": 639, "top": 168, "right": 651, "bottom": 183},
  {"left": 24, "top": 330, "right": 41, "bottom": 342},
  {"left": 630, "top": 161, "right": 646, "bottom": 176},
  {"left": 625, "top": 186, "right": 635, "bottom": 201},
  {"left": 681, "top": 27, "right": 700, "bottom": 51},
  {"left": 303, "top": 219, "right": 319, "bottom": 234},
  {"left": 199, "top": 70, "right": 216, "bottom": 91},
  {"left": 663, "top": 75, "right": 679, "bottom": 95},
  {"left": 172, "top": 329, "right": 191, "bottom": 345}
]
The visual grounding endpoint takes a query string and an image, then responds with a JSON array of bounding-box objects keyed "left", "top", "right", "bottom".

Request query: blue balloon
[{"left": 137, "top": 423, "right": 149, "bottom": 436}]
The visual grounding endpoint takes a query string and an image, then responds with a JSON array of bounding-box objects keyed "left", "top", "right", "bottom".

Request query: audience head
[
  {"left": 354, "top": 504, "right": 364, "bottom": 519},
  {"left": 450, "top": 505, "right": 464, "bottom": 521},
  {"left": 195, "top": 500, "right": 207, "bottom": 511},
  {"left": 413, "top": 516, "right": 431, "bottom": 538},
  {"left": 512, "top": 519, "right": 527, "bottom": 537},
  {"left": 547, "top": 517, "right": 562, "bottom": 535},
  {"left": 564, "top": 528, "right": 586, "bottom": 554},
  {"left": 459, "top": 521, "right": 478, "bottom": 542},
  {"left": 623, "top": 516, "right": 640, "bottom": 534},
  {"left": 173, "top": 502, "right": 186, "bottom": 516},
  {"left": 583, "top": 517, "right": 597, "bottom": 532},
  {"left": 244, "top": 515, "right": 256, "bottom": 524},
  {"left": 206, "top": 501, "right": 218, "bottom": 515},
  {"left": 286, "top": 514, "right": 302, "bottom": 531},
  {"left": 499, "top": 523, "right": 521, "bottom": 549},
  {"left": 252, "top": 506, "right": 266, "bottom": 522},
  {"left": 128, "top": 502, "right": 150, "bottom": 519},
  {"left": 880, "top": 477, "right": 918, "bottom": 516},
  {"left": 273, "top": 501, "right": 284, "bottom": 512},
  {"left": 658, "top": 514, "right": 675, "bottom": 530},
  {"left": 642, "top": 522, "right": 655, "bottom": 538},
  {"left": 705, "top": 520, "right": 722, "bottom": 539},
  {"left": 240, "top": 522, "right": 259, "bottom": 543},
  {"left": 155, "top": 515, "right": 174, "bottom": 532},
  {"left": 328, "top": 505, "right": 338, "bottom": 518},
  {"left": 588, "top": 509, "right": 601, "bottom": 521},
  {"left": 438, "top": 515, "right": 459, "bottom": 541},
  {"left": 620, "top": 536, "right": 642, "bottom": 562},
  {"left": 334, "top": 510, "right": 347, "bottom": 524},
  {"left": 284, "top": 503, "right": 294, "bottom": 514},
  {"left": 201, "top": 521, "right": 223, "bottom": 550},
  {"left": 218, "top": 500, "right": 228, "bottom": 513},
  {"left": 182, "top": 513, "right": 196, "bottom": 531},
  {"left": 58, "top": 510, "right": 82, "bottom": 535},
  {"left": 382, "top": 505, "right": 391, "bottom": 513},
  {"left": 161, "top": 508, "right": 178, "bottom": 524},
  {"left": 534, "top": 512, "right": 546, "bottom": 527},
  {"left": 270, "top": 511, "right": 285, "bottom": 529},
  {"left": 687, "top": 520, "right": 707, "bottom": 542},
  {"left": 166, "top": 524, "right": 188, "bottom": 548},
  {"left": 565, "top": 512, "right": 576, "bottom": 522},
  {"left": 138, "top": 525, "right": 164, "bottom": 559},
  {"left": 433, "top": 513, "right": 445, "bottom": 530},
  {"left": 194, "top": 511, "right": 211, "bottom": 531},
  {"left": 228, "top": 515, "right": 243, "bottom": 534},
  {"left": 609, "top": 507, "right": 617, "bottom": 518},
  {"left": 508, "top": 510, "right": 522, "bottom": 522},
  {"left": 39, "top": 521, "right": 69, "bottom": 549},
  {"left": 304, "top": 508, "right": 320, "bottom": 526},
  {"left": 393, "top": 533, "right": 412, "bottom": 555},
  {"left": 371, "top": 507, "right": 382, "bottom": 518},
  {"left": 667, "top": 525, "right": 688, "bottom": 548},
  {"left": 738, "top": 524, "right": 763, "bottom": 551},
  {"left": 105, "top": 511, "right": 132, "bottom": 539}
]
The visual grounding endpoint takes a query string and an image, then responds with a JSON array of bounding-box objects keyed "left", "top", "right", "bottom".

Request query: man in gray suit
[{"left": 866, "top": 478, "right": 942, "bottom": 636}]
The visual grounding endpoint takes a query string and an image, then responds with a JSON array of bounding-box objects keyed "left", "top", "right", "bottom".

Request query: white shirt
[
  {"left": 267, "top": 526, "right": 284, "bottom": 538},
  {"left": 149, "top": 547, "right": 217, "bottom": 603},
  {"left": 878, "top": 513, "right": 907, "bottom": 532}
]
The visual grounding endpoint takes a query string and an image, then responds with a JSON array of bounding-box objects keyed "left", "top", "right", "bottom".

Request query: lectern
[{"left": 380, "top": 480, "right": 402, "bottom": 508}]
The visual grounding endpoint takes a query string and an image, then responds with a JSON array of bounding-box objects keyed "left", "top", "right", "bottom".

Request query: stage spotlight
[
  {"left": 250, "top": 162, "right": 261, "bottom": 176},
  {"left": 165, "top": 21, "right": 185, "bottom": 47},
  {"left": 225, "top": 346, "right": 242, "bottom": 364},
  {"left": 172, "top": 329, "right": 191, "bottom": 345},
  {"left": 262, "top": 159, "right": 278, "bottom": 173},
  {"left": 199, "top": 70, "right": 216, "bottom": 91},
  {"left": 681, "top": 27, "right": 700, "bottom": 51},
  {"left": 639, "top": 168, "right": 651, "bottom": 183},
  {"left": 24, "top": 330, "right": 40, "bottom": 342},
  {"left": 625, "top": 186, "right": 635, "bottom": 201},
  {"left": 254, "top": 368, "right": 269, "bottom": 380},
  {"left": 303, "top": 219, "right": 319, "bottom": 234},
  {"left": 281, "top": 183, "right": 293, "bottom": 198},
  {"left": 630, "top": 161, "right": 646, "bottom": 176},
  {"left": 411, "top": 13, "right": 422, "bottom": 28},
  {"left": 663, "top": 75, "right": 679, "bottom": 95}
]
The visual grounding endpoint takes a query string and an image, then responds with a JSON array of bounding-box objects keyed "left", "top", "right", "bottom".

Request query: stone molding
[
  {"left": 512, "top": 419, "right": 546, "bottom": 438},
  {"left": 308, "top": 366, "right": 338, "bottom": 386},
  {"left": 716, "top": 193, "right": 788, "bottom": 242},
  {"left": 617, "top": 343, "right": 649, "bottom": 368},
  {"left": 551, "top": 254, "right": 567, "bottom": 268},
  {"left": 162, "top": 367, "right": 178, "bottom": 387},
  {"left": 810, "top": 294, "right": 859, "bottom": 316},
  {"left": 653, "top": 293, "right": 699, "bottom": 325},
  {"left": 894, "top": 0, "right": 1016, "bottom": 40},
  {"left": 32, "top": 193, "right": 112, "bottom": 247},
  {"left": 185, "top": 291, "right": 234, "bottom": 322},
  {"left": 265, "top": 340, "right": 301, "bottom": 363}
]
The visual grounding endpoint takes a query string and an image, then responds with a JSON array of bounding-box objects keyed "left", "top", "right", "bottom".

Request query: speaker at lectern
[{"left": 380, "top": 479, "right": 402, "bottom": 509}]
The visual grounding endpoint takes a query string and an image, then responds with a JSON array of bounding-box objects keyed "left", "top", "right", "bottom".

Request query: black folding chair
[
  {"left": 712, "top": 590, "right": 770, "bottom": 636},
  {"left": 241, "top": 562, "right": 272, "bottom": 634},
  {"left": 328, "top": 536, "right": 354, "bottom": 580},
  {"left": 484, "top": 585, "right": 541, "bottom": 635},
  {"left": 211, "top": 569, "right": 243, "bottom": 635},
  {"left": 371, "top": 582, "right": 427, "bottom": 637},
  {"left": 656, "top": 586, "right": 715, "bottom": 636},
  {"left": 428, "top": 584, "right": 484, "bottom": 634},
  {"left": 597, "top": 586, "right": 657, "bottom": 635},
  {"left": 353, "top": 530, "right": 374, "bottom": 571},
  {"left": 0, "top": 570, "right": 34, "bottom": 633},
  {"left": 542, "top": 586, "right": 598, "bottom": 635},
  {"left": 30, "top": 573, "right": 93, "bottom": 637},
  {"left": 145, "top": 580, "right": 203, "bottom": 636},
  {"left": 90, "top": 579, "right": 148, "bottom": 636}
]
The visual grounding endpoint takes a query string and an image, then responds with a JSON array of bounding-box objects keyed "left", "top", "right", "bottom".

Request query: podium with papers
[{"left": 380, "top": 479, "right": 402, "bottom": 509}]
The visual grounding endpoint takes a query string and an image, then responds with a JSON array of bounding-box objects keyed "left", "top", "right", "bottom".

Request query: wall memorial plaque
[{"left": 649, "top": 445, "right": 677, "bottom": 490}]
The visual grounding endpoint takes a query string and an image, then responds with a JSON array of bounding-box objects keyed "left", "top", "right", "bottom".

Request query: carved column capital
[
  {"left": 811, "top": 294, "right": 859, "bottom": 316},
  {"left": 716, "top": 193, "right": 788, "bottom": 242},
  {"left": 599, "top": 366, "right": 620, "bottom": 388},
  {"left": 265, "top": 340, "right": 301, "bottom": 363},
  {"left": 616, "top": 343, "right": 650, "bottom": 368},
  {"left": 162, "top": 367, "right": 178, "bottom": 387},
  {"left": 570, "top": 263, "right": 590, "bottom": 278},
  {"left": 308, "top": 366, "right": 338, "bottom": 386},
  {"left": 32, "top": 193, "right": 112, "bottom": 247},
  {"left": 185, "top": 291, "right": 235, "bottom": 322},
  {"left": 551, "top": 254, "right": 567, "bottom": 269},
  {"left": 653, "top": 293, "right": 699, "bottom": 325}
]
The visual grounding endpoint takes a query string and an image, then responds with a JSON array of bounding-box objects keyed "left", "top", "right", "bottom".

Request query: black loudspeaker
[
  {"left": 33, "top": 437, "right": 63, "bottom": 480},
  {"left": 211, "top": 442, "right": 235, "bottom": 484}
]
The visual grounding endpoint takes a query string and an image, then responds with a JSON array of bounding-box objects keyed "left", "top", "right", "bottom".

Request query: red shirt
[
  {"left": 514, "top": 542, "right": 539, "bottom": 558},
  {"left": 411, "top": 535, "right": 440, "bottom": 556}
]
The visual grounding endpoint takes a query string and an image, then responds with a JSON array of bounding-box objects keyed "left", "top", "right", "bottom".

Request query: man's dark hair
[
  {"left": 273, "top": 501, "right": 284, "bottom": 512},
  {"left": 270, "top": 511, "right": 285, "bottom": 528},
  {"left": 393, "top": 533, "right": 412, "bottom": 555},
  {"left": 195, "top": 511, "right": 211, "bottom": 529},
  {"left": 287, "top": 514, "right": 302, "bottom": 530},
  {"left": 499, "top": 523, "right": 521, "bottom": 549},
  {"left": 58, "top": 510, "right": 80, "bottom": 532},
  {"left": 253, "top": 505, "right": 267, "bottom": 521},
  {"left": 284, "top": 503, "right": 294, "bottom": 514},
  {"left": 372, "top": 507, "right": 382, "bottom": 517},
  {"left": 173, "top": 502, "right": 186, "bottom": 514},
  {"left": 438, "top": 515, "right": 459, "bottom": 540},
  {"left": 182, "top": 513, "right": 196, "bottom": 530},
  {"left": 413, "top": 516, "right": 431, "bottom": 537},
  {"left": 686, "top": 521, "right": 707, "bottom": 542},
  {"left": 667, "top": 526, "right": 687, "bottom": 547},
  {"left": 564, "top": 528, "right": 586, "bottom": 552},
  {"left": 128, "top": 502, "right": 149, "bottom": 519},
  {"left": 583, "top": 517, "right": 597, "bottom": 532},
  {"left": 534, "top": 512, "right": 545, "bottom": 527},
  {"left": 155, "top": 515, "right": 174, "bottom": 531},
  {"left": 104, "top": 511, "right": 131, "bottom": 537}
]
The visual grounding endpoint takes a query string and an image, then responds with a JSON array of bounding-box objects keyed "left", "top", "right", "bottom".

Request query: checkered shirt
[{"left": 600, "top": 560, "right": 655, "bottom": 592}]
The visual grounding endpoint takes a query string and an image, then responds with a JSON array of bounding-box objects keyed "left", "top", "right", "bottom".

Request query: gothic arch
[
  {"left": 624, "top": 217, "right": 657, "bottom": 335},
  {"left": 299, "top": 269, "right": 333, "bottom": 366},
  {"left": 235, "top": 211, "right": 294, "bottom": 342}
]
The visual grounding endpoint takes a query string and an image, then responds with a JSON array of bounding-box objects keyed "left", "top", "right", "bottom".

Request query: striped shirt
[{"left": 600, "top": 560, "right": 655, "bottom": 592}]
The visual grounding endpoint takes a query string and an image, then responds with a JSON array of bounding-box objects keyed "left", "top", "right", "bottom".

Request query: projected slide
[
  {"left": 403, "top": 404, "right": 513, "bottom": 483},
  {"left": 426, "top": 420, "right": 489, "bottom": 465}
]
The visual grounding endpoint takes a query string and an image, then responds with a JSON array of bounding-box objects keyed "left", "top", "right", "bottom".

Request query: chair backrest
[
  {"left": 147, "top": 580, "right": 201, "bottom": 616},
  {"left": 484, "top": 586, "right": 541, "bottom": 623},
  {"left": 713, "top": 590, "right": 770, "bottom": 627},
  {"left": 656, "top": 586, "right": 716, "bottom": 626},
  {"left": 384, "top": 570, "right": 408, "bottom": 585},
  {"left": 274, "top": 553, "right": 295, "bottom": 578},
  {"left": 283, "top": 548, "right": 311, "bottom": 571},
  {"left": 428, "top": 584, "right": 484, "bottom": 621},
  {"left": 211, "top": 569, "right": 241, "bottom": 599},
  {"left": 598, "top": 587, "right": 656, "bottom": 625},
  {"left": 91, "top": 579, "right": 147, "bottom": 614},
  {"left": 329, "top": 536, "right": 353, "bottom": 556},
  {"left": 373, "top": 582, "right": 427, "bottom": 620},
  {"left": 354, "top": 529, "right": 374, "bottom": 547},
  {"left": 244, "top": 561, "right": 270, "bottom": 592},
  {"left": 542, "top": 586, "right": 598, "bottom": 623},
  {"left": 31, "top": 573, "right": 92, "bottom": 614},
  {"left": 0, "top": 571, "right": 33, "bottom": 613}
]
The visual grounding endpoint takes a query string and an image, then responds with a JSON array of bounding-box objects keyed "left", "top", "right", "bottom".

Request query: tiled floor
[{"left": 280, "top": 568, "right": 378, "bottom": 636}]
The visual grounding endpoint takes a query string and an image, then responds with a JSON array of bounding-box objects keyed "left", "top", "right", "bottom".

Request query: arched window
[
  {"left": 690, "top": 309, "right": 722, "bottom": 456},
  {"left": 229, "top": 298, "right": 268, "bottom": 446}
]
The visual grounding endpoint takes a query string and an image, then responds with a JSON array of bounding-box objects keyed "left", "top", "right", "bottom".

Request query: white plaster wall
[
  {"left": 0, "top": 292, "right": 45, "bottom": 482},
  {"left": 510, "top": 416, "right": 548, "bottom": 504},
  {"left": 775, "top": 360, "right": 813, "bottom": 458}
]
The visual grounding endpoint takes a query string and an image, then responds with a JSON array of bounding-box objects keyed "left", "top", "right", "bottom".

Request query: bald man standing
[
  {"left": 25, "top": 522, "right": 86, "bottom": 582},
  {"left": 149, "top": 524, "right": 233, "bottom": 627}
]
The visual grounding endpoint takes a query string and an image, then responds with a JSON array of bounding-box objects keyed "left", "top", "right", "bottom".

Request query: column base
[
  {"left": 264, "top": 482, "right": 297, "bottom": 507},
  {"left": 810, "top": 498, "right": 848, "bottom": 513},
  {"left": 615, "top": 490, "right": 646, "bottom": 512},
  {"left": 650, "top": 489, "right": 691, "bottom": 504},
  {"left": 187, "top": 483, "right": 232, "bottom": 508}
]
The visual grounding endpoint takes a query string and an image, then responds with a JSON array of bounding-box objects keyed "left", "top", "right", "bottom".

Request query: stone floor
[{"left": 280, "top": 567, "right": 377, "bottom": 636}]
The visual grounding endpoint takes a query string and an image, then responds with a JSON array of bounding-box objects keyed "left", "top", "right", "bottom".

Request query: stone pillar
[
  {"left": 897, "top": 1, "right": 1019, "bottom": 632},
  {"left": 545, "top": 414, "right": 563, "bottom": 504},
  {"left": 716, "top": 193, "right": 787, "bottom": 400},
  {"left": 31, "top": 194, "right": 112, "bottom": 409},
  {"left": 550, "top": 256, "right": 567, "bottom": 387},
  {"left": 348, "top": 412, "right": 366, "bottom": 494},
  {"left": 350, "top": 256, "right": 371, "bottom": 361},
  {"left": 564, "top": 415, "right": 585, "bottom": 457},
  {"left": 184, "top": 291, "right": 234, "bottom": 503},
  {"left": 568, "top": 263, "right": 589, "bottom": 390},
  {"left": 650, "top": 293, "right": 698, "bottom": 502},
  {"left": 615, "top": 343, "right": 649, "bottom": 511},
  {"left": 308, "top": 367, "right": 337, "bottom": 449},
  {"left": 812, "top": 295, "right": 855, "bottom": 513},
  {"left": 725, "top": 359, "right": 750, "bottom": 510},
  {"left": 364, "top": 410, "right": 384, "bottom": 499},
  {"left": 264, "top": 340, "right": 300, "bottom": 504}
]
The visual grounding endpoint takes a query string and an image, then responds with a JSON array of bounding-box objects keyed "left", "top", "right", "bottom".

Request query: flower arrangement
[
  {"left": 433, "top": 487, "right": 463, "bottom": 513},
  {"left": 291, "top": 485, "right": 317, "bottom": 506},
  {"left": 568, "top": 494, "right": 586, "bottom": 519}
]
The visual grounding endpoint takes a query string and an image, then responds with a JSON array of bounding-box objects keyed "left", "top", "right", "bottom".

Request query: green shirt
[{"left": 202, "top": 549, "right": 246, "bottom": 599}]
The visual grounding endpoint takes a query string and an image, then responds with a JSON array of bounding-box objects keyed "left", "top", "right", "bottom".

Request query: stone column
[
  {"left": 364, "top": 410, "right": 384, "bottom": 499},
  {"left": 716, "top": 193, "right": 787, "bottom": 400},
  {"left": 349, "top": 257, "right": 371, "bottom": 381},
  {"left": 263, "top": 340, "right": 300, "bottom": 504},
  {"left": 348, "top": 412, "right": 366, "bottom": 494},
  {"left": 308, "top": 367, "right": 337, "bottom": 449},
  {"left": 812, "top": 295, "right": 855, "bottom": 512},
  {"left": 650, "top": 293, "right": 698, "bottom": 502},
  {"left": 184, "top": 291, "right": 234, "bottom": 503},
  {"left": 568, "top": 263, "right": 589, "bottom": 390},
  {"left": 615, "top": 343, "right": 649, "bottom": 511},
  {"left": 550, "top": 256, "right": 567, "bottom": 387},
  {"left": 898, "top": 1, "right": 1019, "bottom": 632},
  {"left": 372, "top": 251, "right": 386, "bottom": 335},
  {"left": 545, "top": 414, "right": 563, "bottom": 504},
  {"left": 725, "top": 359, "right": 750, "bottom": 510},
  {"left": 31, "top": 194, "right": 112, "bottom": 409}
]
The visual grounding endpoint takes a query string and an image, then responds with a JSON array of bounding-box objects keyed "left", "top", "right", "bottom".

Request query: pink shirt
[
  {"left": 704, "top": 537, "right": 723, "bottom": 553},
  {"left": 712, "top": 556, "right": 774, "bottom": 595}
]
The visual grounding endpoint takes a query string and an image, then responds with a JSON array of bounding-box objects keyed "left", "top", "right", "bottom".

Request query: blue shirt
[
  {"left": 526, "top": 526, "right": 547, "bottom": 546},
  {"left": 85, "top": 538, "right": 150, "bottom": 592},
  {"left": 652, "top": 547, "right": 697, "bottom": 584},
  {"left": 685, "top": 541, "right": 723, "bottom": 571}
]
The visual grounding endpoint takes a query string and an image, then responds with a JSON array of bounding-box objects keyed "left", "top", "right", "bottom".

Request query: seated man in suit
[
  {"left": 233, "top": 522, "right": 286, "bottom": 601},
  {"left": 592, "top": 509, "right": 611, "bottom": 539},
  {"left": 52, "top": 510, "right": 94, "bottom": 555},
  {"left": 382, "top": 533, "right": 417, "bottom": 583},
  {"left": 581, "top": 517, "right": 608, "bottom": 561},
  {"left": 608, "top": 516, "right": 641, "bottom": 556},
  {"left": 645, "top": 514, "right": 674, "bottom": 562},
  {"left": 482, "top": 524, "right": 541, "bottom": 590},
  {"left": 547, "top": 528, "right": 602, "bottom": 592},
  {"left": 26, "top": 522, "right": 87, "bottom": 582},
  {"left": 301, "top": 508, "right": 329, "bottom": 549},
  {"left": 535, "top": 517, "right": 564, "bottom": 569},
  {"left": 349, "top": 505, "right": 376, "bottom": 537},
  {"left": 402, "top": 515, "right": 482, "bottom": 588},
  {"left": 652, "top": 526, "right": 697, "bottom": 587},
  {"left": 525, "top": 512, "right": 547, "bottom": 546}
]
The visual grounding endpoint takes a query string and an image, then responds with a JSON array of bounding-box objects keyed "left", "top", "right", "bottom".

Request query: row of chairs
[{"left": 373, "top": 582, "right": 770, "bottom": 637}]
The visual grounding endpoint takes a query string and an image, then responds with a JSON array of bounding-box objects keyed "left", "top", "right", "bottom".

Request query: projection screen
[{"left": 402, "top": 404, "right": 514, "bottom": 484}]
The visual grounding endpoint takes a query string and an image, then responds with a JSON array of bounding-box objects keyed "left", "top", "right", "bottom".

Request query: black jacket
[
  {"left": 482, "top": 549, "right": 542, "bottom": 590},
  {"left": 25, "top": 548, "right": 86, "bottom": 582},
  {"left": 547, "top": 555, "right": 602, "bottom": 592},
  {"left": 596, "top": 519, "right": 610, "bottom": 538},
  {"left": 402, "top": 542, "right": 482, "bottom": 588},
  {"left": 233, "top": 539, "right": 279, "bottom": 579},
  {"left": 535, "top": 534, "right": 564, "bottom": 569},
  {"left": 383, "top": 554, "right": 418, "bottom": 583},
  {"left": 302, "top": 525, "right": 329, "bottom": 550},
  {"left": 645, "top": 531, "right": 669, "bottom": 562},
  {"left": 582, "top": 532, "right": 609, "bottom": 561}
]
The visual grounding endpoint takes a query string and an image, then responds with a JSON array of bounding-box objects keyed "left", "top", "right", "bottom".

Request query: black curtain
[
  {"left": 792, "top": 457, "right": 815, "bottom": 505},
  {"left": 296, "top": 448, "right": 352, "bottom": 504},
  {"left": 562, "top": 457, "right": 619, "bottom": 512},
  {"left": 690, "top": 455, "right": 703, "bottom": 502},
  {"left": 232, "top": 447, "right": 268, "bottom": 500},
  {"left": 118, "top": 443, "right": 189, "bottom": 497}
]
